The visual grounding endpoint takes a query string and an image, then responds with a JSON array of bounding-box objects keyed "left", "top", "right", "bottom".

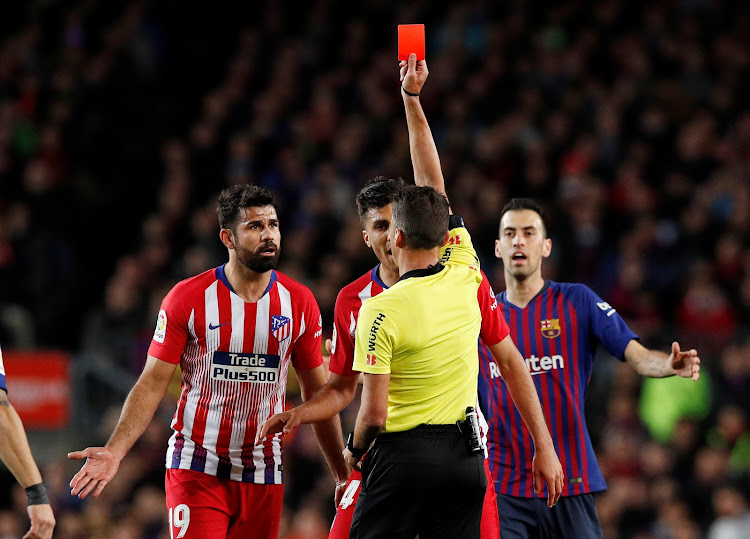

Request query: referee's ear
[{"left": 394, "top": 228, "right": 406, "bottom": 249}]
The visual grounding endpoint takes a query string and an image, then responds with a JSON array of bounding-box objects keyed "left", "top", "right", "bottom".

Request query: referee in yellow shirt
[{"left": 344, "top": 184, "right": 561, "bottom": 538}]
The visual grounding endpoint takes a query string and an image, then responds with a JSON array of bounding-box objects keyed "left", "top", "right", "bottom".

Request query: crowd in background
[{"left": 1, "top": 0, "right": 750, "bottom": 537}]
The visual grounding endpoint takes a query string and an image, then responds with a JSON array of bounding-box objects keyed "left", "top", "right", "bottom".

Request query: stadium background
[{"left": 0, "top": 0, "right": 749, "bottom": 537}]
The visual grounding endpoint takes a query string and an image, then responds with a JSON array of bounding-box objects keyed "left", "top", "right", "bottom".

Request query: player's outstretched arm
[
  {"left": 296, "top": 365, "right": 351, "bottom": 504},
  {"left": 487, "top": 336, "right": 564, "bottom": 507},
  {"left": 624, "top": 340, "right": 700, "bottom": 381},
  {"left": 0, "top": 390, "right": 56, "bottom": 539},
  {"left": 256, "top": 372, "right": 358, "bottom": 441},
  {"left": 68, "top": 355, "right": 176, "bottom": 499},
  {"left": 399, "top": 53, "right": 448, "bottom": 202}
]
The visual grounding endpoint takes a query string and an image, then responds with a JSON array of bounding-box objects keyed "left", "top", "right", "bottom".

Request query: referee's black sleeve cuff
[{"left": 448, "top": 214, "right": 465, "bottom": 230}]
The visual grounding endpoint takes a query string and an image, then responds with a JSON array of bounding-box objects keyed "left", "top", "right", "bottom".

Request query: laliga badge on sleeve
[
  {"left": 154, "top": 310, "right": 167, "bottom": 343},
  {"left": 398, "top": 24, "right": 425, "bottom": 61}
]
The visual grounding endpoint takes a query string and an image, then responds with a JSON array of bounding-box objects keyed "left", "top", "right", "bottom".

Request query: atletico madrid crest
[
  {"left": 271, "top": 315, "right": 291, "bottom": 342},
  {"left": 540, "top": 318, "right": 561, "bottom": 339}
]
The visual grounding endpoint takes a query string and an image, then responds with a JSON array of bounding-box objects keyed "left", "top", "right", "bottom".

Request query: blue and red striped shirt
[{"left": 478, "top": 281, "right": 637, "bottom": 498}]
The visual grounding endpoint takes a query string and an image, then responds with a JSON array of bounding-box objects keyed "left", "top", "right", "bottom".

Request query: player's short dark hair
[
  {"left": 217, "top": 184, "right": 277, "bottom": 230},
  {"left": 500, "top": 198, "right": 548, "bottom": 237},
  {"left": 391, "top": 186, "right": 449, "bottom": 250},
  {"left": 355, "top": 176, "right": 406, "bottom": 223}
]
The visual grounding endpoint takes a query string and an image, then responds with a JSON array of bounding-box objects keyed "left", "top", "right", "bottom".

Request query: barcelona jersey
[{"left": 477, "top": 281, "right": 637, "bottom": 497}]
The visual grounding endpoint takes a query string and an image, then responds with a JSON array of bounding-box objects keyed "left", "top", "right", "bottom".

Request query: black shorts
[
  {"left": 350, "top": 424, "right": 487, "bottom": 539},
  {"left": 496, "top": 492, "right": 604, "bottom": 539}
]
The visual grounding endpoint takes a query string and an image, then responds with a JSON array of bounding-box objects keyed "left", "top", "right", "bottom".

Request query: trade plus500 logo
[
  {"left": 489, "top": 354, "right": 564, "bottom": 379},
  {"left": 211, "top": 352, "right": 280, "bottom": 383}
]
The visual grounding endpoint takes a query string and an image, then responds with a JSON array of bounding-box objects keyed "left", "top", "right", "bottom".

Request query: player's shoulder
[
  {"left": 337, "top": 269, "right": 377, "bottom": 302},
  {"left": 551, "top": 281, "right": 601, "bottom": 305},
  {"left": 167, "top": 267, "right": 220, "bottom": 297}
]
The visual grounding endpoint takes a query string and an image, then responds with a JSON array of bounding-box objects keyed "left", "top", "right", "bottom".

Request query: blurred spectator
[
  {"left": 0, "top": 0, "right": 749, "bottom": 536},
  {"left": 708, "top": 484, "right": 750, "bottom": 539}
]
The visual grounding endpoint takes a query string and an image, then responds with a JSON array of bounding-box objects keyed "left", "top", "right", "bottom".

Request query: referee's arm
[{"left": 346, "top": 373, "right": 389, "bottom": 470}]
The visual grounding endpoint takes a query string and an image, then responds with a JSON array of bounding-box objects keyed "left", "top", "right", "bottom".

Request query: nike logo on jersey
[{"left": 208, "top": 321, "right": 230, "bottom": 330}]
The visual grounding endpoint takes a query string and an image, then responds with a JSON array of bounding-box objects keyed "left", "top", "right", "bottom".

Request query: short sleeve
[
  {"left": 478, "top": 271, "right": 510, "bottom": 346},
  {"left": 290, "top": 288, "right": 324, "bottom": 370},
  {"left": 329, "top": 291, "right": 358, "bottom": 376},
  {"left": 147, "top": 285, "right": 190, "bottom": 365},
  {"left": 352, "top": 301, "right": 394, "bottom": 375},
  {"left": 579, "top": 285, "right": 639, "bottom": 361}
]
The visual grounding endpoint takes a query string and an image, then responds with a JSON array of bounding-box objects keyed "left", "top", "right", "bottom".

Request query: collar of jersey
[
  {"left": 215, "top": 264, "right": 277, "bottom": 299},
  {"left": 371, "top": 264, "right": 390, "bottom": 289},
  {"left": 397, "top": 262, "right": 445, "bottom": 283},
  {"left": 500, "top": 280, "right": 550, "bottom": 310}
]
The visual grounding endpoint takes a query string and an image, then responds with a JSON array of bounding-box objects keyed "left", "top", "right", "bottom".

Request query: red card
[{"left": 398, "top": 24, "right": 425, "bottom": 61}]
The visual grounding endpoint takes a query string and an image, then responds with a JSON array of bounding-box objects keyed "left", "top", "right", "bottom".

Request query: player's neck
[
  {"left": 396, "top": 248, "right": 440, "bottom": 277},
  {"left": 224, "top": 260, "right": 273, "bottom": 302},
  {"left": 379, "top": 264, "right": 400, "bottom": 288},
  {"left": 505, "top": 272, "right": 545, "bottom": 309}
]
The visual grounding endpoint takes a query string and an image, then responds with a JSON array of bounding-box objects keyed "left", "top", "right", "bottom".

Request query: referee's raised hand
[{"left": 399, "top": 53, "right": 428, "bottom": 96}]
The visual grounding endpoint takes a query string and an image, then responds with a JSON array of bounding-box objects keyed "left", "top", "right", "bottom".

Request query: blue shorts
[{"left": 496, "top": 493, "right": 603, "bottom": 539}]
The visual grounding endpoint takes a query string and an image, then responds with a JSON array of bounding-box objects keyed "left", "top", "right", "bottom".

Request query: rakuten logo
[{"left": 489, "top": 354, "right": 565, "bottom": 379}]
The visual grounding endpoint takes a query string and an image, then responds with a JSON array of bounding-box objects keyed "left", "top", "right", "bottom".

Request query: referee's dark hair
[
  {"left": 391, "top": 185, "right": 449, "bottom": 250},
  {"left": 217, "top": 184, "right": 277, "bottom": 231},
  {"left": 356, "top": 176, "right": 406, "bottom": 223},
  {"left": 499, "top": 198, "right": 548, "bottom": 238}
]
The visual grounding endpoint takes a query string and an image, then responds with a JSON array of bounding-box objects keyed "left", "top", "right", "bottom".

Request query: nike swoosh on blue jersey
[{"left": 208, "top": 321, "right": 229, "bottom": 330}]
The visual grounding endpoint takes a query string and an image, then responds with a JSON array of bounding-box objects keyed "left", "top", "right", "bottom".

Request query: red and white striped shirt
[
  {"left": 147, "top": 265, "right": 323, "bottom": 484},
  {"left": 329, "top": 266, "right": 387, "bottom": 377}
]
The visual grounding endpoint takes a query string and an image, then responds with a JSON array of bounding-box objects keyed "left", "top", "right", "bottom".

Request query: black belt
[{"left": 377, "top": 424, "right": 462, "bottom": 439}]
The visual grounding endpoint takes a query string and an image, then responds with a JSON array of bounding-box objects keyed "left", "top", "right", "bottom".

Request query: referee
[{"left": 345, "top": 185, "right": 563, "bottom": 538}]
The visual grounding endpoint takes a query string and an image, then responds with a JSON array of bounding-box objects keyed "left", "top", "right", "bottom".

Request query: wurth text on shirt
[{"left": 367, "top": 313, "right": 387, "bottom": 352}]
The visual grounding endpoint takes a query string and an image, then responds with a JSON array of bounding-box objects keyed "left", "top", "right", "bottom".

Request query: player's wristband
[
  {"left": 25, "top": 483, "right": 49, "bottom": 506},
  {"left": 401, "top": 86, "right": 420, "bottom": 97},
  {"left": 346, "top": 432, "right": 366, "bottom": 460}
]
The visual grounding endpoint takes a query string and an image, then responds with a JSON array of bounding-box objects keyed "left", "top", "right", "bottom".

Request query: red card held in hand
[{"left": 398, "top": 24, "right": 425, "bottom": 61}]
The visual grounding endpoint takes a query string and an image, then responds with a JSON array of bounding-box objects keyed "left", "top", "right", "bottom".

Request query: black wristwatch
[{"left": 346, "top": 432, "right": 366, "bottom": 460}]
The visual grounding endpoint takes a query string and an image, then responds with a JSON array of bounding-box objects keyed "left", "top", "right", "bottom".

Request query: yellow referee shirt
[{"left": 352, "top": 215, "right": 482, "bottom": 432}]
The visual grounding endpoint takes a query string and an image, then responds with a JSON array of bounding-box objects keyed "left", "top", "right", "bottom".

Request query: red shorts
[
  {"left": 481, "top": 458, "right": 500, "bottom": 539},
  {"left": 165, "top": 469, "right": 284, "bottom": 538},
  {"left": 328, "top": 469, "right": 363, "bottom": 538},
  {"left": 328, "top": 460, "right": 500, "bottom": 539}
]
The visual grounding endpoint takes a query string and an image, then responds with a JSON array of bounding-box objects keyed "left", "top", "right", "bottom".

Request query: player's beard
[{"left": 236, "top": 242, "right": 280, "bottom": 273}]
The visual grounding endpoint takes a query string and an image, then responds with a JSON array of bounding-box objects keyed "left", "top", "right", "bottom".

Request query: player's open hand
[
  {"left": 399, "top": 53, "right": 428, "bottom": 95},
  {"left": 669, "top": 341, "right": 700, "bottom": 381},
  {"left": 68, "top": 447, "right": 121, "bottom": 499},
  {"left": 24, "top": 503, "right": 55, "bottom": 539},
  {"left": 256, "top": 410, "right": 300, "bottom": 444},
  {"left": 532, "top": 445, "right": 564, "bottom": 508}
]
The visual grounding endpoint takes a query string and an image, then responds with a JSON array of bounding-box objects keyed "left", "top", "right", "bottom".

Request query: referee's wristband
[
  {"left": 25, "top": 483, "right": 49, "bottom": 506},
  {"left": 346, "top": 432, "right": 367, "bottom": 460},
  {"left": 401, "top": 86, "right": 420, "bottom": 97}
]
